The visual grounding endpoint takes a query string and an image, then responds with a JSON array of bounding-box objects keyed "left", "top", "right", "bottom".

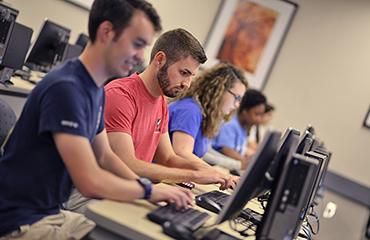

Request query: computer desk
[
  {"left": 85, "top": 180, "right": 264, "bottom": 240},
  {"left": 0, "top": 72, "right": 43, "bottom": 97}
]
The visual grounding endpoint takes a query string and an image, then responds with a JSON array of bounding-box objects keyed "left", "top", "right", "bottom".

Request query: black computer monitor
[
  {"left": 304, "top": 151, "right": 327, "bottom": 204},
  {"left": 296, "top": 130, "right": 313, "bottom": 154},
  {"left": 305, "top": 124, "right": 315, "bottom": 135},
  {"left": 1, "top": 22, "right": 33, "bottom": 70},
  {"left": 291, "top": 150, "right": 327, "bottom": 239},
  {"left": 25, "top": 19, "right": 70, "bottom": 72},
  {"left": 307, "top": 137, "right": 318, "bottom": 152},
  {"left": 253, "top": 127, "right": 301, "bottom": 198},
  {"left": 62, "top": 43, "right": 83, "bottom": 62},
  {"left": 75, "top": 32, "right": 89, "bottom": 50},
  {"left": 312, "top": 148, "right": 332, "bottom": 199},
  {"left": 215, "top": 129, "right": 282, "bottom": 224}
]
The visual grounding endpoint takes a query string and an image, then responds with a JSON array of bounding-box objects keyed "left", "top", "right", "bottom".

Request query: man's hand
[
  {"left": 190, "top": 166, "right": 236, "bottom": 190},
  {"left": 150, "top": 185, "right": 194, "bottom": 210}
]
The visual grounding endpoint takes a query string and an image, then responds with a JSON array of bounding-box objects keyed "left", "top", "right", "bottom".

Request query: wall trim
[{"left": 323, "top": 170, "right": 370, "bottom": 207}]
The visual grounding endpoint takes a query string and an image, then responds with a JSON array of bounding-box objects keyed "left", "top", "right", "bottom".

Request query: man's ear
[
  {"left": 97, "top": 21, "right": 114, "bottom": 43},
  {"left": 154, "top": 52, "right": 167, "bottom": 68}
]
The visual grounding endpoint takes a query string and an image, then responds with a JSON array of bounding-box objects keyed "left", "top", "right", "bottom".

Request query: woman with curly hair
[{"left": 167, "top": 61, "right": 248, "bottom": 165}]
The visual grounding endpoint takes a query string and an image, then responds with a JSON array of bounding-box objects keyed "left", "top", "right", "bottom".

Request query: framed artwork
[
  {"left": 363, "top": 106, "right": 370, "bottom": 129},
  {"left": 203, "top": 0, "right": 298, "bottom": 90},
  {"left": 65, "top": 0, "right": 93, "bottom": 10}
]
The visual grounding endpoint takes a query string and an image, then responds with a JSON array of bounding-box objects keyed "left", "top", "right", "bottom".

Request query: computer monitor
[
  {"left": 75, "top": 32, "right": 89, "bottom": 50},
  {"left": 305, "top": 124, "right": 315, "bottom": 135},
  {"left": 215, "top": 129, "right": 282, "bottom": 224},
  {"left": 290, "top": 150, "right": 327, "bottom": 239},
  {"left": 0, "top": 2, "right": 19, "bottom": 59},
  {"left": 296, "top": 130, "right": 313, "bottom": 154},
  {"left": 1, "top": 22, "right": 33, "bottom": 70},
  {"left": 312, "top": 148, "right": 332, "bottom": 201},
  {"left": 307, "top": 137, "right": 319, "bottom": 152},
  {"left": 25, "top": 19, "right": 70, "bottom": 72},
  {"left": 253, "top": 127, "right": 300, "bottom": 198},
  {"left": 62, "top": 43, "right": 83, "bottom": 62}
]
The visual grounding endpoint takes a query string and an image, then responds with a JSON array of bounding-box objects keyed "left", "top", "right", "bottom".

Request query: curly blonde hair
[{"left": 168, "top": 62, "right": 248, "bottom": 139}]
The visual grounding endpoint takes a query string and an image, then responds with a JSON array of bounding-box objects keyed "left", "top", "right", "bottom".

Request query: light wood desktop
[
  {"left": 85, "top": 181, "right": 264, "bottom": 240},
  {"left": 0, "top": 72, "right": 43, "bottom": 96}
]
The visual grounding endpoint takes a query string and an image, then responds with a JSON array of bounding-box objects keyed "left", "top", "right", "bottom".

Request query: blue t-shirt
[
  {"left": 0, "top": 58, "right": 105, "bottom": 237},
  {"left": 168, "top": 97, "right": 209, "bottom": 158},
  {"left": 212, "top": 115, "right": 247, "bottom": 156}
]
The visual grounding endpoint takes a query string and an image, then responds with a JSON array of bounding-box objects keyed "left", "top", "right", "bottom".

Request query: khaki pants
[
  {"left": 63, "top": 188, "right": 99, "bottom": 215},
  {"left": 0, "top": 210, "right": 96, "bottom": 240}
]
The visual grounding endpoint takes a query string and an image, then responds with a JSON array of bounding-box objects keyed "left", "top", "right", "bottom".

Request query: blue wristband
[{"left": 136, "top": 177, "right": 152, "bottom": 199}]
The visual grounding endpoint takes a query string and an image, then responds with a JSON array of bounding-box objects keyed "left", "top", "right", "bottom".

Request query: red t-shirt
[{"left": 104, "top": 72, "right": 168, "bottom": 162}]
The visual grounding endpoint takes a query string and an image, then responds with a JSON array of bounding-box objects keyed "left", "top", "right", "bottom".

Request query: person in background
[
  {"left": 248, "top": 102, "right": 275, "bottom": 151},
  {"left": 0, "top": 1, "right": 194, "bottom": 239},
  {"left": 210, "top": 89, "right": 267, "bottom": 169},
  {"left": 167, "top": 61, "right": 248, "bottom": 171}
]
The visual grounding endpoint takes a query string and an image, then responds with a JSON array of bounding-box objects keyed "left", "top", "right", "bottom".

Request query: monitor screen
[
  {"left": 25, "top": 19, "right": 70, "bottom": 72},
  {"left": 215, "top": 129, "right": 282, "bottom": 224}
]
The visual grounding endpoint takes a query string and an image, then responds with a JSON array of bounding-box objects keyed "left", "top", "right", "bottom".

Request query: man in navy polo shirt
[{"left": 0, "top": 1, "right": 192, "bottom": 239}]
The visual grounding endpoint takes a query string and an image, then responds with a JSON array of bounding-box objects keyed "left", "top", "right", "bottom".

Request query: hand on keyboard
[
  {"left": 193, "top": 166, "right": 236, "bottom": 190},
  {"left": 151, "top": 184, "right": 193, "bottom": 210}
]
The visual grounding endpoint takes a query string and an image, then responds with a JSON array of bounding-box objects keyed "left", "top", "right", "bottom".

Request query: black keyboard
[
  {"left": 195, "top": 190, "right": 263, "bottom": 225},
  {"left": 195, "top": 190, "right": 230, "bottom": 212},
  {"left": 147, "top": 203, "right": 211, "bottom": 231}
]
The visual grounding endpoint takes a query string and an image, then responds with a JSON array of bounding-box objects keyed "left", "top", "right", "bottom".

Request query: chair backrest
[{"left": 0, "top": 98, "right": 16, "bottom": 147}]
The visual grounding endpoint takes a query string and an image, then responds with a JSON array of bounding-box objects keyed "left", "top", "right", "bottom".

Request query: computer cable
[
  {"left": 229, "top": 217, "right": 257, "bottom": 238},
  {"left": 307, "top": 208, "right": 320, "bottom": 235},
  {"left": 257, "top": 191, "right": 270, "bottom": 211},
  {"left": 0, "top": 78, "right": 13, "bottom": 86},
  {"left": 300, "top": 225, "right": 311, "bottom": 240}
]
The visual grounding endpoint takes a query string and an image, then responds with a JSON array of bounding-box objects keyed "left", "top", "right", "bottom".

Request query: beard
[{"left": 157, "top": 63, "right": 183, "bottom": 98}]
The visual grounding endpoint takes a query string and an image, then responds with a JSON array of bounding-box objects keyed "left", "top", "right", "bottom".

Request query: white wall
[
  {"left": 5, "top": 0, "right": 370, "bottom": 188},
  {"left": 262, "top": 0, "right": 370, "bottom": 189},
  {"left": 6, "top": 0, "right": 89, "bottom": 44}
]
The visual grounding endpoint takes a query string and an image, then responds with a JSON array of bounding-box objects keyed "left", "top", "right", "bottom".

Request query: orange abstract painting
[{"left": 217, "top": 1, "right": 278, "bottom": 73}]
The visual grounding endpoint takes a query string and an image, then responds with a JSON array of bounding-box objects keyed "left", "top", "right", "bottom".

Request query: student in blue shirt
[
  {"left": 211, "top": 89, "right": 267, "bottom": 169},
  {"left": 168, "top": 62, "right": 248, "bottom": 166}
]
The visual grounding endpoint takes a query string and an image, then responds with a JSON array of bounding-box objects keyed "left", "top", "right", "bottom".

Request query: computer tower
[{"left": 256, "top": 153, "right": 320, "bottom": 240}]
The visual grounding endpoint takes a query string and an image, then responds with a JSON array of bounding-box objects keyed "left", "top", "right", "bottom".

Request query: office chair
[{"left": 0, "top": 98, "right": 16, "bottom": 155}]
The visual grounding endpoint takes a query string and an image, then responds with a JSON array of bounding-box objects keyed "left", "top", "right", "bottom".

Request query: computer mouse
[
  {"left": 162, "top": 221, "right": 196, "bottom": 240},
  {"left": 195, "top": 196, "right": 222, "bottom": 214}
]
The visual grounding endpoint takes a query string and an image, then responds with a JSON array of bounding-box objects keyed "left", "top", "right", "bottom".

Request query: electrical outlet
[{"left": 323, "top": 201, "right": 337, "bottom": 219}]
